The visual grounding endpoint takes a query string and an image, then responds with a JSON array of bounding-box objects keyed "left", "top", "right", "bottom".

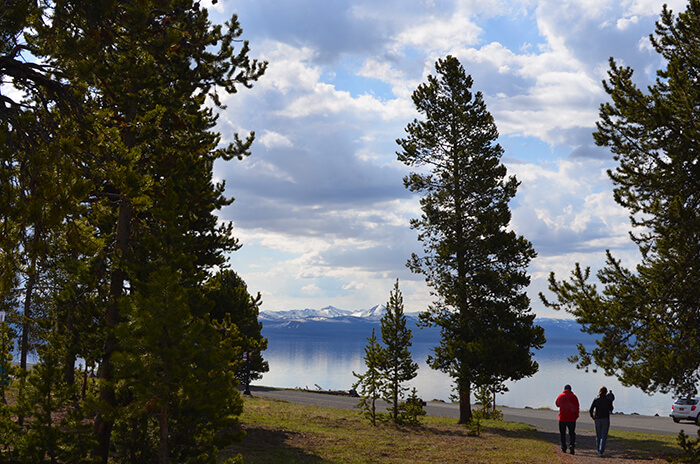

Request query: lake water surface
[{"left": 258, "top": 328, "right": 677, "bottom": 417}]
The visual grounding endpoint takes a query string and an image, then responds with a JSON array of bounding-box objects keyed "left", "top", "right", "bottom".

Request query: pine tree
[
  {"left": 0, "top": 1, "right": 267, "bottom": 461},
  {"left": 10, "top": 334, "right": 94, "bottom": 463},
  {"left": 397, "top": 387, "right": 427, "bottom": 426},
  {"left": 397, "top": 56, "right": 545, "bottom": 424},
  {"left": 379, "top": 279, "right": 418, "bottom": 424},
  {"left": 352, "top": 328, "right": 384, "bottom": 426},
  {"left": 204, "top": 270, "right": 269, "bottom": 386},
  {"left": 31, "top": 2, "right": 266, "bottom": 461},
  {"left": 113, "top": 265, "right": 244, "bottom": 464},
  {"left": 542, "top": 1, "right": 700, "bottom": 397},
  {"left": 0, "top": 94, "right": 100, "bottom": 428}
]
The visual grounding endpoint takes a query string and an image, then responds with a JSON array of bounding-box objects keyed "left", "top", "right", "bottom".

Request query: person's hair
[
  {"left": 564, "top": 384, "right": 572, "bottom": 391},
  {"left": 599, "top": 386, "right": 608, "bottom": 397}
]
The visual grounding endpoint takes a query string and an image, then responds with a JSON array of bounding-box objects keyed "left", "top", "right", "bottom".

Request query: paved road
[{"left": 246, "top": 386, "right": 698, "bottom": 436}]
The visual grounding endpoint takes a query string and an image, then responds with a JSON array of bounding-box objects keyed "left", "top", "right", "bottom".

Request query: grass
[
  {"left": 607, "top": 429, "right": 682, "bottom": 460},
  {"left": 221, "top": 397, "right": 566, "bottom": 464},
  {"left": 221, "top": 396, "right": 691, "bottom": 463}
]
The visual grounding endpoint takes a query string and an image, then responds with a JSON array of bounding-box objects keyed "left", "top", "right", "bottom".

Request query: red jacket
[{"left": 556, "top": 389, "right": 580, "bottom": 422}]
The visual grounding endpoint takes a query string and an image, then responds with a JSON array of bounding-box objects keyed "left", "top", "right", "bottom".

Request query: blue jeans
[{"left": 594, "top": 417, "right": 610, "bottom": 454}]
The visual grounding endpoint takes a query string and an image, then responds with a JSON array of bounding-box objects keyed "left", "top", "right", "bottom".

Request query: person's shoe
[
  {"left": 569, "top": 446, "right": 575, "bottom": 455},
  {"left": 561, "top": 447, "right": 567, "bottom": 453}
]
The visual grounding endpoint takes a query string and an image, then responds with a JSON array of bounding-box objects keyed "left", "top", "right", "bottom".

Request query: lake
[{"left": 257, "top": 326, "right": 677, "bottom": 417}]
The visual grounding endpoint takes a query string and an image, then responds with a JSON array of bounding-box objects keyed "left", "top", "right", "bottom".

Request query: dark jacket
[
  {"left": 556, "top": 390, "right": 580, "bottom": 422},
  {"left": 590, "top": 396, "right": 614, "bottom": 420}
]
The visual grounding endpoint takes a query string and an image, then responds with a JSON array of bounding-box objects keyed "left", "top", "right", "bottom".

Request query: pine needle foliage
[
  {"left": 541, "top": 1, "right": 700, "bottom": 398},
  {"left": 397, "top": 55, "right": 544, "bottom": 424},
  {"left": 352, "top": 328, "right": 384, "bottom": 426},
  {"left": 379, "top": 279, "right": 419, "bottom": 424}
]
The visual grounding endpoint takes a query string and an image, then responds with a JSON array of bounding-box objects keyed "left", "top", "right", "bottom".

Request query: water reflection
[{"left": 259, "top": 331, "right": 676, "bottom": 417}]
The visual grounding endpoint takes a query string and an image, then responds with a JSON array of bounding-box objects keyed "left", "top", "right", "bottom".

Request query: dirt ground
[{"left": 543, "top": 429, "right": 677, "bottom": 463}]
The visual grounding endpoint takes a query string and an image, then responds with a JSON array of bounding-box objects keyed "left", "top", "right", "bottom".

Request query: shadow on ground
[
  {"left": 221, "top": 426, "right": 330, "bottom": 464},
  {"left": 537, "top": 428, "right": 682, "bottom": 461}
]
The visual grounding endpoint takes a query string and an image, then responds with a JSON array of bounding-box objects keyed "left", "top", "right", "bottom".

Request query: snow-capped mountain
[
  {"left": 349, "top": 304, "right": 386, "bottom": 320},
  {"left": 260, "top": 304, "right": 421, "bottom": 323},
  {"left": 259, "top": 306, "right": 592, "bottom": 344},
  {"left": 260, "top": 305, "right": 370, "bottom": 322},
  {"left": 260, "top": 304, "right": 426, "bottom": 339}
]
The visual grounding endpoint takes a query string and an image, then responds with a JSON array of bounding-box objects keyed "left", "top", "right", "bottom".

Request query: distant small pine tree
[
  {"left": 379, "top": 279, "right": 418, "bottom": 424},
  {"left": 397, "top": 387, "right": 426, "bottom": 426},
  {"left": 352, "top": 328, "right": 384, "bottom": 426}
]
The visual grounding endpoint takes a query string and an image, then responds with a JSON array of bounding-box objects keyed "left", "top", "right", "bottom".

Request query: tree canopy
[
  {"left": 397, "top": 55, "right": 544, "bottom": 424},
  {"left": 0, "top": 1, "right": 267, "bottom": 462},
  {"left": 541, "top": 1, "right": 700, "bottom": 398},
  {"left": 205, "top": 270, "right": 269, "bottom": 385}
]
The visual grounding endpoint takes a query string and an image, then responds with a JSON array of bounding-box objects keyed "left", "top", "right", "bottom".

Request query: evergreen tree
[
  {"left": 397, "top": 387, "right": 427, "bottom": 426},
  {"left": 0, "top": 0, "right": 266, "bottom": 461},
  {"left": 542, "top": 1, "right": 700, "bottom": 397},
  {"left": 352, "top": 328, "right": 384, "bottom": 426},
  {"left": 10, "top": 335, "right": 95, "bottom": 463},
  {"left": 0, "top": 93, "right": 99, "bottom": 427},
  {"left": 30, "top": 2, "right": 266, "bottom": 461},
  {"left": 397, "top": 56, "right": 545, "bottom": 423},
  {"left": 113, "top": 265, "right": 244, "bottom": 464},
  {"left": 204, "top": 270, "right": 269, "bottom": 386},
  {"left": 0, "top": 0, "right": 73, "bottom": 135},
  {"left": 379, "top": 279, "right": 418, "bottom": 424}
]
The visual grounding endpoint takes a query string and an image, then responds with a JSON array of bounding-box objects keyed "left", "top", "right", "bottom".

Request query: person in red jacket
[{"left": 555, "top": 384, "right": 580, "bottom": 454}]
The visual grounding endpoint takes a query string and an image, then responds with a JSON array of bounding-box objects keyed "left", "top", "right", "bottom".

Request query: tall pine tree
[
  {"left": 542, "top": 1, "right": 700, "bottom": 397},
  {"left": 397, "top": 56, "right": 544, "bottom": 424}
]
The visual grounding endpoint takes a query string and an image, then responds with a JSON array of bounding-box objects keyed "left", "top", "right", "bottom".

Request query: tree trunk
[
  {"left": 19, "top": 269, "right": 35, "bottom": 372},
  {"left": 158, "top": 403, "right": 169, "bottom": 464},
  {"left": 393, "top": 387, "right": 398, "bottom": 423},
  {"left": 63, "top": 314, "right": 75, "bottom": 387},
  {"left": 17, "top": 261, "right": 37, "bottom": 427},
  {"left": 93, "top": 87, "right": 138, "bottom": 463},
  {"left": 93, "top": 199, "right": 131, "bottom": 464},
  {"left": 458, "top": 384, "right": 472, "bottom": 424}
]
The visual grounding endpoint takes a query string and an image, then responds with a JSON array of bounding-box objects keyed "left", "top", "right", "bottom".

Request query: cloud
[
  {"left": 259, "top": 130, "right": 293, "bottom": 149},
  {"left": 209, "top": 0, "right": 675, "bottom": 317},
  {"left": 508, "top": 157, "right": 632, "bottom": 257},
  {"left": 301, "top": 283, "right": 321, "bottom": 295},
  {"left": 394, "top": 10, "right": 483, "bottom": 53},
  {"left": 617, "top": 15, "right": 639, "bottom": 30}
]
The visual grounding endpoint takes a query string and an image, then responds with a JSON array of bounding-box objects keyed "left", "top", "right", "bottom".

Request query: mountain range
[
  {"left": 260, "top": 305, "right": 387, "bottom": 322},
  {"left": 259, "top": 305, "right": 592, "bottom": 344}
]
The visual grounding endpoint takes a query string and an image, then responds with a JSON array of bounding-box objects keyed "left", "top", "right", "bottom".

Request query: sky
[{"left": 200, "top": 0, "right": 686, "bottom": 318}]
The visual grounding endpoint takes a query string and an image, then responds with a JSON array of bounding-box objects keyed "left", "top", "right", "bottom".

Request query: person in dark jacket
[
  {"left": 590, "top": 386, "right": 614, "bottom": 456},
  {"left": 555, "top": 384, "right": 580, "bottom": 454}
]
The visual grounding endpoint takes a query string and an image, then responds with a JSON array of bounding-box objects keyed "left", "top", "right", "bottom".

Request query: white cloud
[
  {"left": 395, "top": 11, "right": 483, "bottom": 52},
  {"left": 617, "top": 15, "right": 639, "bottom": 30},
  {"left": 621, "top": 0, "right": 688, "bottom": 17},
  {"left": 301, "top": 284, "right": 321, "bottom": 295},
  {"left": 254, "top": 43, "right": 322, "bottom": 95},
  {"left": 259, "top": 130, "right": 293, "bottom": 149},
  {"left": 342, "top": 281, "right": 367, "bottom": 291},
  {"left": 211, "top": 0, "right": 674, "bottom": 316}
]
